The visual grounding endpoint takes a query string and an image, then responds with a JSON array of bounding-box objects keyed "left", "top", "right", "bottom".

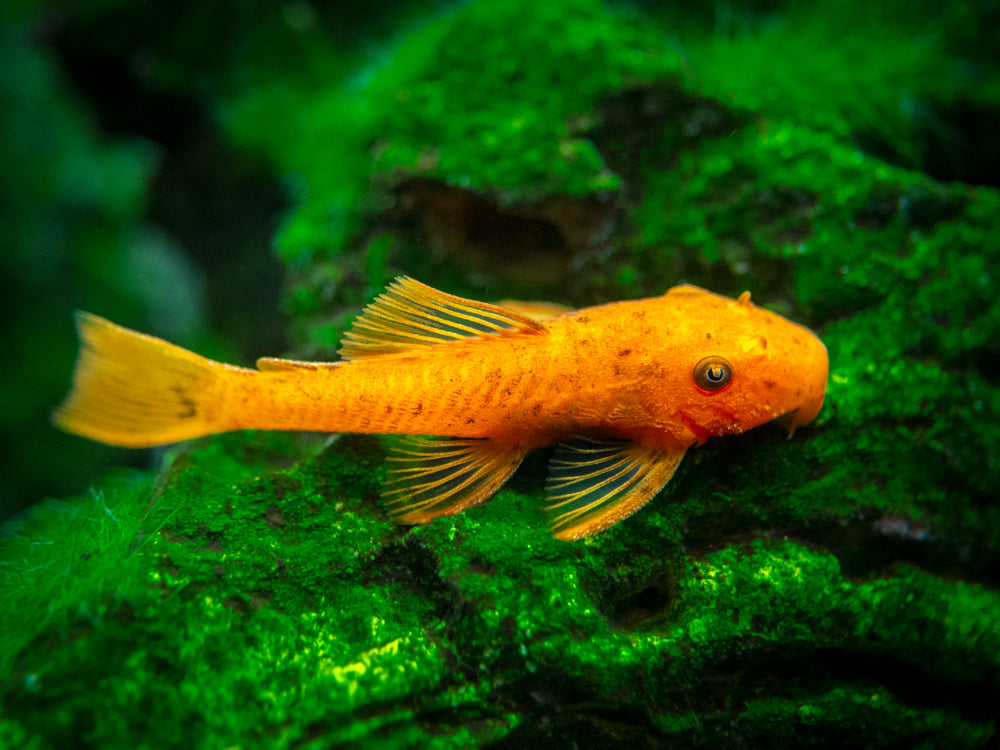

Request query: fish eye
[{"left": 693, "top": 356, "right": 733, "bottom": 393}]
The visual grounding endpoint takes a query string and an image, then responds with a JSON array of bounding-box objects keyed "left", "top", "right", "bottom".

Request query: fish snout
[{"left": 779, "top": 329, "right": 829, "bottom": 436}]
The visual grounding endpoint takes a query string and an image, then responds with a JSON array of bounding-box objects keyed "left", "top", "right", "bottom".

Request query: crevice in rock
[{"left": 383, "top": 178, "right": 617, "bottom": 287}]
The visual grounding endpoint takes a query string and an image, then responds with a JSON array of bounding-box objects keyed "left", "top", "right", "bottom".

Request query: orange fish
[{"left": 54, "top": 277, "right": 828, "bottom": 540}]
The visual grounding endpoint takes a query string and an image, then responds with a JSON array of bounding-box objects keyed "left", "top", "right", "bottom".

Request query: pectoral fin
[
  {"left": 383, "top": 437, "right": 526, "bottom": 523},
  {"left": 545, "top": 437, "right": 685, "bottom": 541}
]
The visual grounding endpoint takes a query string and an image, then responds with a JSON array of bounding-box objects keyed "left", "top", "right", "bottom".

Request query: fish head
[{"left": 657, "top": 285, "right": 828, "bottom": 442}]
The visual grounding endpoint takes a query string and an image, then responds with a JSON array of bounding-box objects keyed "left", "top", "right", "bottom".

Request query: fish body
[{"left": 55, "top": 278, "right": 828, "bottom": 539}]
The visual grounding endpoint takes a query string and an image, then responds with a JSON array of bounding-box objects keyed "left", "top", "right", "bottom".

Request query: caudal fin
[{"left": 53, "top": 313, "right": 232, "bottom": 447}]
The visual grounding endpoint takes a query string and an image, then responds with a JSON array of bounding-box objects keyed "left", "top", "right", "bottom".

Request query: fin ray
[
  {"left": 495, "top": 300, "right": 573, "bottom": 322},
  {"left": 545, "top": 437, "right": 685, "bottom": 540},
  {"left": 53, "top": 313, "right": 230, "bottom": 447},
  {"left": 340, "top": 277, "right": 545, "bottom": 361},
  {"left": 383, "top": 437, "right": 526, "bottom": 522}
]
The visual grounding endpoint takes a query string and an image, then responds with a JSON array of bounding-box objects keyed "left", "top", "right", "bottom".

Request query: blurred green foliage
[
  {"left": 0, "top": 13, "right": 160, "bottom": 519},
  {"left": 0, "top": 0, "right": 326, "bottom": 519},
  {"left": 2, "top": 0, "right": 1000, "bottom": 746}
]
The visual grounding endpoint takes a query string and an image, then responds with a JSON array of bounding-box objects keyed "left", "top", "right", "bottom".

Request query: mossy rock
[{"left": 4, "top": 0, "right": 999, "bottom": 747}]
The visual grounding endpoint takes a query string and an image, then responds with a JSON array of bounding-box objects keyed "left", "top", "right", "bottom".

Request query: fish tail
[{"left": 53, "top": 312, "right": 237, "bottom": 447}]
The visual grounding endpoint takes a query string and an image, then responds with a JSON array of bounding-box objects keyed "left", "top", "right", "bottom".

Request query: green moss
[
  {"left": 2, "top": 436, "right": 519, "bottom": 747},
  {"left": 362, "top": 0, "right": 673, "bottom": 197},
  {"left": 5, "top": 442, "right": 999, "bottom": 745},
  {"left": 226, "top": 0, "right": 686, "bottom": 352},
  {"left": 0, "top": 471, "right": 157, "bottom": 680},
  {"left": 732, "top": 686, "right": 994, "bottom": 749},
  {"left": 680, "top": 2, "right": 959, "bottom": 162},
  {"left": 230, "top": 0, "right": 680, "bottom": 258}
]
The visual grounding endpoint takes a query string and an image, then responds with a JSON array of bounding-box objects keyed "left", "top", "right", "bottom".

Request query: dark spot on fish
[
  {"left": 296, "top": 383, "right": 323, "bottom": 401},
  {"left": 618, "top": 348, "right": 632, "bottom": 357},
  {"left": 532, "top": 402, "right": 542, "bottom": 415},
  {"left": 575, "top": 314, "right": 591, "bottom": 323},
  {"left": 705, "top": 333, "right": 712, "bottom": 339},
  {"left": 413, "top": 402, "right": 424, "bottom": 416},
  {"left": 764, "top": 380, "right": 776, "bottom": 390},
  {"left": 466, "top": 417, "right": 475, "bottom": 424},
  {"left": 502, "top": 372, "right": 523, "bottom": 396},
  {"left": 171, "top": 385, "right": 197, "bottom": 419}
]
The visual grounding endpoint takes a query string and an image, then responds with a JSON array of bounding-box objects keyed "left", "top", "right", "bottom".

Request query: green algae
[
  {"left": 0, "top": 472, "right": 157, "bottom": 681},
  {"left": 229, "top": 0, "right": 680, "bottom": 257},
  {"left": 7, "top": 440, "right": 997, "bottom": 746},
  {"left": 4, "top": 492, "right": 997, "bottom": 746},
  {"left": 226, "top": 0, "right": 687, "bottom": 352},
  {"left": 4, "top": 0, "right": 1000, "bottom": 747},
  {"left": 2, "top": 437, "right": 516, "bottom": 747}
]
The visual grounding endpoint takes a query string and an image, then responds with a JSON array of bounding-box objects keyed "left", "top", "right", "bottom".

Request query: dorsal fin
[
  {"left": 339, "top": 277, "right": 546, "bottom": 361},
  {"left": 495, "top": 299, "right": 573, "bottom": 322}
]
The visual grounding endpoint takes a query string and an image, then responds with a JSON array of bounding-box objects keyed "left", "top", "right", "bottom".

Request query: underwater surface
[{"left": 2, "top": 0, "right": 999, "bottom": 747}]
